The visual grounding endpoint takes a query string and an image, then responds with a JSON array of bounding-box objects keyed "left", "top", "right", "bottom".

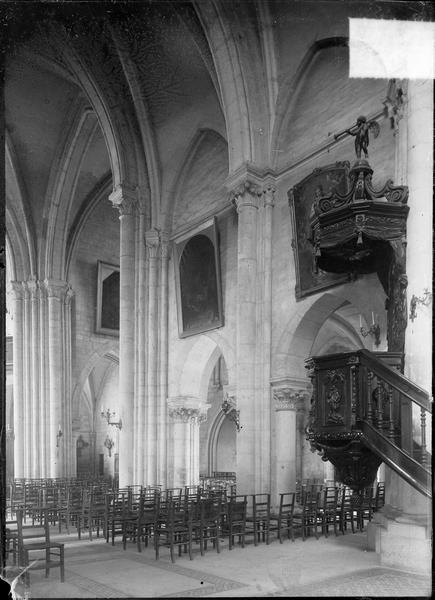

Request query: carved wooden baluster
[
  {"left": 420, "top": 408, "right": 427, "bottom": 466},
  {"left": 367, "top": 370, "right": 374, "bottom": 424},
  {"left": 387, "top": 384, "right": 395, "bottom": 440},
  {"left": 376, "top": 380, "right": 384, "bottom": 427}
]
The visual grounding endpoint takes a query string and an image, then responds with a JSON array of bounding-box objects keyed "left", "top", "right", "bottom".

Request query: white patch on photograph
[{"left": 349, "top": 18, "right": 435, "bottom": 79}]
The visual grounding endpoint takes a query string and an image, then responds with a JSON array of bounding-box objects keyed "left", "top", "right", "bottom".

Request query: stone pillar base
[{"left": 367, "top": 510, "right": 431, "bottom": 574}]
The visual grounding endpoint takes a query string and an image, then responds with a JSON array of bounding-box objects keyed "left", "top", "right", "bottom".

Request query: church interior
[{"left": 1, "top": 0, "right": 432, "bottom": 597}]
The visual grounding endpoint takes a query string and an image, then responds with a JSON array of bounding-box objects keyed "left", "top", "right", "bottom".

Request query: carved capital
[
  {"left": 43, "top": 279, "right": 72, "bottom": 301},
  {"left": 262, "top": 176, "right": 276, "bottom": 208},
  {"left": 109, "top": 184, "right": 138, "bottom": 216},
  {"left": 273, "top": 387, "right": 309, "bottom": 411},
  {"left": 263, "top": 187, "right": 276, "bottom": 208},
  {"left": 167, "top": 396, "right": 210, "bottom": 424},
  {"left": 26, "top": 276, "right": 40, "bottom": 298},
  {"left": 11, "top": 281, "right": 26, "bottom": 300},
  {"left": 231, "top": 179, "right": 263, "bottom": 211},
  {"left": 159, "top": 231, "right": 171, "bottom": 259},
  {"left": 145, "top": 228, "right": 161, "bottom": 259}
]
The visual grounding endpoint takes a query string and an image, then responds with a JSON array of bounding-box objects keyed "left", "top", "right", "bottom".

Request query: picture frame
[
  {"left": 173, "top": 217, "right": 224, "bottom": 338},
  {"left": 288, "top": 162, "right": 350, "bottom": 300},
  {"left": 96, "top": 260, "right": 120, "bottom": 336}
]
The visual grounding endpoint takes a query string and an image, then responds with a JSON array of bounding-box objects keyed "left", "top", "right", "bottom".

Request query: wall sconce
[
  {"left": 56, "top": 425, "right": 63, "bottom": 447},
  {"left": 409, "top": 289, "right": 432, "bottom": 322},
  {"left": 221, "top": 395, "right": 241, "bottom": 432},
  {"left": 359, "top": 313, "right": 381, "bottom": 347},
  {"left": 104, "top": 436, "right": 114, "bottom": 457},
  {"left": 101, "top": 408, "right": 122, "bottom": 430}
]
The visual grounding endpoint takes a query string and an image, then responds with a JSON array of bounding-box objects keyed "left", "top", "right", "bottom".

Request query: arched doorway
[{"left": 199, "top": 354, "right": 237, "bottom": 478}]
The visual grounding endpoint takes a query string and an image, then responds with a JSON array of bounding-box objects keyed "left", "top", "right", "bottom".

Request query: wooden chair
[
  {"left": 195, "top": 498, "right": 222, "bottom": 556},
  {"left": 373, "top": 482, "right": 385, "bottom": 512},
  {"left": 122, "top": 491, "right": 160, "bottom": 551},
  {"left": 105, "top": 490, "right": 135, "bottom": 545},
  {"left": 318, "top": 487, "right": 340, "bottom": 537},
  {"left": 245, "top": 494, "right": 271, "bottom": 546},
  {"left": 77, "top": 487, "right": 107, "bottom": 541},
  {"left": 291, "top": 490, "right": 320, "bottom": 541},
  {"left": 163, "top": 488, "right": 183, "bottom": 507},
  {"left": 154, "top": 501, "right": 194, "bottom": 563},
  {"left": 16, "top": 508, "right": 64, "bottom": 587},
  {"left": 269, "top": 492, "right": 296, "bottom": 543},
  {"left": 222, "top": 495, "right": 247, "bottom": 550},
  {"left": 338, "top": 486, "right": 356, "bottom": 534},
  {"left": 5, "top": 519, "right": 18, "bottom": 565},
  {"left": 355, "top": 486, "right": 374, "bottom": 530},
  {"left": 184, "top": 486, "right": 201, "bottom": 504}
]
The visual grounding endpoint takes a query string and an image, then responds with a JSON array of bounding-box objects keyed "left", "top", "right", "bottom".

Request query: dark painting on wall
[
  {"left": 174, "top": 218, "right": 224, "bottom": 337},
  {"left": 288, "top": 162, "right": 350, "bottom": 299},
  {"left": 96, "top": 261, "right": 120, "bottom": 335}
]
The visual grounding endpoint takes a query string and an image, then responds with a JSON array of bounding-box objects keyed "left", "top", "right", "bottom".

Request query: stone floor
[{"left": 2, "top": 528, "right": 432, "bottom": 599}]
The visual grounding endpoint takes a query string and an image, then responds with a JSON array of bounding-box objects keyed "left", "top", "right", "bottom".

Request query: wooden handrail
[
  {"left": 309, "top": 349, "right": 431, "bottom": 411},
  {"left": 358, "top": 349, "right": 431, "bottom": 412}
]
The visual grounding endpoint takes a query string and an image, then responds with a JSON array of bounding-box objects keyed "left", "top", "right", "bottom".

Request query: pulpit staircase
[{"left": 305, "top": 349, "right": 432, "bottom": 498}]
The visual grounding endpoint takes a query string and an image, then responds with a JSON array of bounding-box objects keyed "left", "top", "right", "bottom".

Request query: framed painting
[
  {"left": 173, "top": 217, "right": 224, "bottom": 338},
  {"left": 96, "top": 260, "right": 120, "bottom": 335},
  {"left": 288, "top": 162, "right": 350, "bottom": 300}
]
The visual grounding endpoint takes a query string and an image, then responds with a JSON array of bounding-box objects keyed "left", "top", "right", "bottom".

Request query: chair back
[
  {"left": 321, "top": 486, "right": 339, "bottom": 510},
  {"left": 278, "top": 492, "right": 296, "bottom": 517},
  {"left": 228, "top": 495, "right": 247, "bottom": 523},
  {"left": 375, "top": 482, "right": 385, "bottom": 510},
  {"left": 251, "top": 493, "right": 271, "bottom": 520},
  {"left": 16, "top": 507, "right": 51, "bottom": 552}
]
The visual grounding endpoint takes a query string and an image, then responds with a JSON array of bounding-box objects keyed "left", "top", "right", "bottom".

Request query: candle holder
[
  {"left": 104, "top": 436, "right": 114, "bottom": 457},
  {"left": 360, "top": 322, "right": 381, "bottom": 347},
  {"left": 101, "top": 409, "right": 122, "bottom": 430},
  {"left": 409, "top": 289, "right": 432, "bottom": 322}
]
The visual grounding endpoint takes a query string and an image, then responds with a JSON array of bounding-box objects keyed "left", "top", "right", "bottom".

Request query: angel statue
[{"left": 346, "top": 115, "right": 380, "bottom": 159}]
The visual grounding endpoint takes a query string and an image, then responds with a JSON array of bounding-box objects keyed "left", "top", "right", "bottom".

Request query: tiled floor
[{"left": 2, "top": 528, "right": 432, "bottom": 599}]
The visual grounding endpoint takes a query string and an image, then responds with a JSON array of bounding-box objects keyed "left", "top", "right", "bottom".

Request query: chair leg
[{"left": 60, "top": 546, "right": 65, "bottom": 582}]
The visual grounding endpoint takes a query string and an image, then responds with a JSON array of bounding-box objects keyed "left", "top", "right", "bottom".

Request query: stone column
[
  {"left": 258, "top": 180, "right": 275, "bottom": 491},
  {"left": 45, "top": 279, "right": 73, "bottom": 477},
  {"left": 158, "top": 233, "right": 170, "bottom": 487},
  {"left": 39, "top": 281, "right": 49, "bottom": 478},
  {"left": 110, "top": 184, "right": 138, "bottom": 487},
  {"left": 167, "top": 397, "right": 210, "bottom": 488},
  {"left": 22, "top": 281, "right": 31, "bottom": 475},
  {"left": 145, "top": 229, "right": 160, "bottom": 485},
  {"left": 27, "top": 278, "right": 40, "bottom": 477},
  {"left": 11, "top": 282, "right": 25, "bottom": 478},
  {"left": 228, "top": 173, "right": 262, "bottom": 495},
  {"left": 134, "top": 210, "right": 146, "bottom": 485},
  {"left": 270, "top": 380, "right": 309, "bottom": 507},
  {"left": 403, "top": 79, "right": 433, "bottom": 393},
  {"left": 368, "top": 79, "right": 433, "bottom": 574}
]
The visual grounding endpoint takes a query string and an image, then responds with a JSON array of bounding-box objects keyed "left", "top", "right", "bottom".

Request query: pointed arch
[
  {"left": 193, "top": 1, "right": 255, "bottom": 170},
  {"left": 173, "top": 331, "right": 235, "bottom": 402},
  {"left": 41, "top": 97, "right": 98, "bottom": 280},
  {"left": 71, "top": 345, "right": 119, "bottom": 424},
  {"left": 273, "top": 277, "right": 386, "bottom": 381},
  {"left": 164, "top": 127, "right": 228, "bottom": 232},
  {"left": 5, "top": 131, "right": 37, "bottom": 280},
  {"left": 271, "top": 37, "right": 348, "bottom": 170}
]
